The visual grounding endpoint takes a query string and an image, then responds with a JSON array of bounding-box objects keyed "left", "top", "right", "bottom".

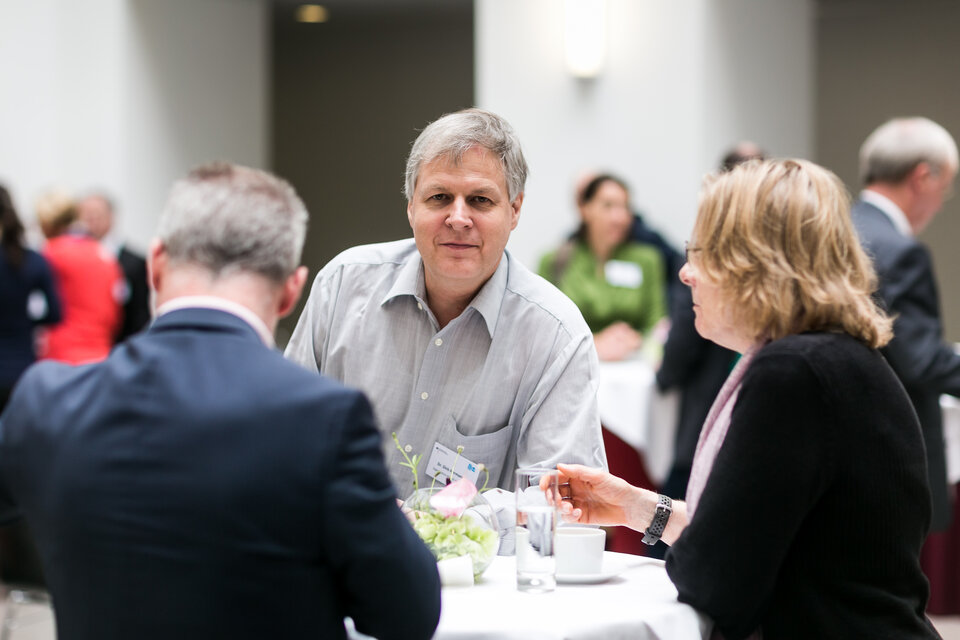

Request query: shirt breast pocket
[{"left": 434, "top": 416, "right": 515, "bottom": 489}]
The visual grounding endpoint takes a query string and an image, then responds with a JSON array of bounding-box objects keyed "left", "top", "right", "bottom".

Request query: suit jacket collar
[
  {"left": 148, "top": 307, "right": 269, "bottom": 348},
  {"left": 155, "top": 296, "right": 274, "bottom": 346},
  {"left": 859, "top": 190, "right": 913, "bottom": 237}
]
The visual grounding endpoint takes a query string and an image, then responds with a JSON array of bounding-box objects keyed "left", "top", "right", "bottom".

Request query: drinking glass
[{"left": 515, "top": 467, "right": 560, "bottom": 593}]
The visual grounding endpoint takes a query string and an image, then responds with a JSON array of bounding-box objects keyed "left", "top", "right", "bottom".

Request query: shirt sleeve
[
  {"left": 323, "top": 392, "right": 441, "bottom": 640},
  {"left": 284, "top": 266, "right": 342, "bottom": 373},
  {"left": 516, "top": 325, "right": 608, "bottom": 474},
  {"left": 666, "top": 350, "right": 832, "bottom": 640}
]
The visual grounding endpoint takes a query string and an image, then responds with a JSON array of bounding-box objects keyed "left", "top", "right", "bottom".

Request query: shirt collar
[
  {"left": 155, "top": 295, "right": 275, "bottom": 347},
  {"left": 381, "top": 250, "right": 428, "bottom": 306},
  {"left": 860, "top": 189, "right": 913, "bottom": 237},
  {"left": 380, "top": 250, "right": 508, "bottom": 337},
  {"left": 468, "top": 253, "right": 507, "bottom": 337}
]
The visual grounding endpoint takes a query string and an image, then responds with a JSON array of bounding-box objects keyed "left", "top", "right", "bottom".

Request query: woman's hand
[
  {"left": 556, "top": 463, "right": 641, "bottom": 526},
  {"left": 593, "top": 322, "right": 642, "bottom": 361},
  {"left": 557, "top": 464, "right": 688, "bottom": 544}
]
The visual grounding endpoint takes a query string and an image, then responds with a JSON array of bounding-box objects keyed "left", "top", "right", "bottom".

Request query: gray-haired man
[
  {"left": 0, "top": 164, "right": 441, "bottom": 639},
  {"left": 852, "top": 117, "right": 959, "bottom": 531},
  {"left": 286, "top": 108, "right": 607, "bottom": 496}
]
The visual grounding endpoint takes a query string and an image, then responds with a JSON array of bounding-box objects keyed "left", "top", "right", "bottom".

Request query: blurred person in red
[{"left": 35, "top": 190, "right": 123, "bottom": 363}]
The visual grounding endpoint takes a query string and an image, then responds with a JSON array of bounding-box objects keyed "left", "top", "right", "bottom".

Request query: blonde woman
[
  {"left": 36, "top": 190, "right": 123, "bottom": 363},
  {"left": 558, "top": 159, "right": 938, "bottom": 639}
]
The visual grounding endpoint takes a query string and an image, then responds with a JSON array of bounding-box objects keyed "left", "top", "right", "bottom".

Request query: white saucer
[
  {"left": 557, "top": 571, "right": 618, "bottom": 584},
  {"left": 556, "top": 555, "right": 636, "bottom": 584},
  {"left": 556, "top": 569, "right": 619, "bottom": 584}
]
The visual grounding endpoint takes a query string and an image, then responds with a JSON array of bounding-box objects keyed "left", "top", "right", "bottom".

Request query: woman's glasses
[{"left": 684, "top": 241, "right": 702, "bottom": 263}]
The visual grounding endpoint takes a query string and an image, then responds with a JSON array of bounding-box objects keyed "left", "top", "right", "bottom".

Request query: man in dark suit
[
  {"left": 851, "top": 117, "right": 959, "bottom": 532},
  {"left": 0, "top": 163, "right": 441, "bottom": 639},
  {"left": 77, "top": 193, "right": 151, "bottom": 340}
]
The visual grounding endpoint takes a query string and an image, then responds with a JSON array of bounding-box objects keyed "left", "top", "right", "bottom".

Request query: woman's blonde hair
[
  {"left": 35, "top": 189, "right": 77, "bottom": 239},
  {"left": 691, "top": 158, "right": 892, "bottom": 348}
]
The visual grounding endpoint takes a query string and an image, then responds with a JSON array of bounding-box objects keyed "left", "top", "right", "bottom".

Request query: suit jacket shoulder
[{"left": 851, "top": 200, "right": 917, "bottom": 273}]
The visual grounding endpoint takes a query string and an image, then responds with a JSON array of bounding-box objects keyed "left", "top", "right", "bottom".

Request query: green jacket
[{"left": 538, "top": 239, "right": 666, "bottom": 335}]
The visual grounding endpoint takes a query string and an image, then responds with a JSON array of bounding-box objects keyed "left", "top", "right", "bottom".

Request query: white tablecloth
[
  {"left": 940, "top": 394, "right": 960, "bottom": 484},
  {"left": 597, "top": 360, "right": 679, "bottom": 484},
  {"left": 434, "top": 552, "right": 711, "bottom": 640}
]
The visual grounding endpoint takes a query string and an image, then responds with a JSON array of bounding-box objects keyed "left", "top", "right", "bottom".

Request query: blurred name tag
[
  {"left": 427, "top": 442, "right": 481, "bottom": 485},
  {"left": 26, "top": 290, "right": 48, "bottom": 320},
  {"left": 604, "top": 260, "right": 642, "bottom": 288}
]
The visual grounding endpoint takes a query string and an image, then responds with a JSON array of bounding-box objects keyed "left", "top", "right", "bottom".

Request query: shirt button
[
  {"left": 417, "top": 303, "right": 423, "bottom": 310},
  {"left": 434, "top": 338, "right": 443, "bottom": 347},
  {"left": 421, "top": 392, "right": 429, "bottom": 400}
]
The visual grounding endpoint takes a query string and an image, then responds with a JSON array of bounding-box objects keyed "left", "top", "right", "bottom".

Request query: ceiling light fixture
[{"left": 296, "top": 4, "right": 329, "bottom": 24}]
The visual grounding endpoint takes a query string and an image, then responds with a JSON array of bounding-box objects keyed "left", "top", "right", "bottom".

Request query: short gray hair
[
  {"left": 859, "top": 117, "right": 959, "bottom": 186},
  {"left": 156, "top": 163, "right": 308, "bottom": 282},
  {"left": 404, "top": 108, "right": 528, "bottom": 202}
]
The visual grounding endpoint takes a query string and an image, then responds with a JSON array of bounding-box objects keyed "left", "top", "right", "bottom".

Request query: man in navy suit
[
  {"left": 851, "top": 117, "right": 958, "bottom": 532},
  {"left": 0, "top": 163, "right": 441, "bottom": 639}
]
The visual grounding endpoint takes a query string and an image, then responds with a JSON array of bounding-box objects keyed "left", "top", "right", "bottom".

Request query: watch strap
[{"left": 642, "top": 494, "right": 673, "bottom": 545}]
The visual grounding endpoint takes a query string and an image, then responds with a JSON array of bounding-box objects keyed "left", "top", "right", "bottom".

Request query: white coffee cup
[{"left": 554, "top": 527, "right": 605, "bottom": 575}]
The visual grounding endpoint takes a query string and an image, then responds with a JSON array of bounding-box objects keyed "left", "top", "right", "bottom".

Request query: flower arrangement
[{"left": 393, "top": 433, "right": 500, "bottom": 582}]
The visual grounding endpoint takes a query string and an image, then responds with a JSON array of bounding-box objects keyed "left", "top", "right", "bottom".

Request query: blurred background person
[
  {"left": 852, "top": 117, "right": 957, "bottom": 534},
  {"left": 719, "top": 141, "right": 766, "bottom": 172},
  {"left": 77, "top": 192, "right": 151, "bottom": 340},
  {"left": 570, "top": 170, "right": 684, "bottom": 309},
  {"left": 539, "top": 174, "right": 667, "bottom": 361},
  {"left": 35, "top": 190, "right": 123, "bottom": 364},
  {"left": 651, "top": 142, "right": 765, "bottom": 560},
  {"left": 851, "top": 117, "right": 960, "bottom": 615},
  {"left": 0, "top": 184, "right": 61, "bottom": 593},
  {"left": 0, "top": 185, "right": 61, "bottom": 411},
  {"left": 558, "top": 159, "right": 938, "bottom": 639}
]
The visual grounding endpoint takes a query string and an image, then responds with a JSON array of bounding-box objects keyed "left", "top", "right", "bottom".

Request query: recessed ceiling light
[{"left": 296, "top": 4, "right": 328, "bottom": 23}]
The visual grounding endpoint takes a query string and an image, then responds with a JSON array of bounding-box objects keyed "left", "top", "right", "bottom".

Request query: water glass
[{"left": 515, "top": 467, "right": 560, "bottom": 593}]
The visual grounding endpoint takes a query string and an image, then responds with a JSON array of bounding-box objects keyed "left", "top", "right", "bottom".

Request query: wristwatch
[{"left": 642, "top": 494, "right": 673, "bottom": 545}]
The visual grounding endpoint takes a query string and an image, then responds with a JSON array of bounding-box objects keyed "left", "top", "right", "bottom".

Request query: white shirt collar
[
  {"left": 860, "top": 190, "right": 913, "bottom": 237},
  {"left": 155, "top": 296, "right": 275, "bottom": 347}
]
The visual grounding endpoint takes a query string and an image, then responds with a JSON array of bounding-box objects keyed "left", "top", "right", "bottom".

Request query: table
[
  {"left": 434, "top": 552, "right": 711, "bottom": 640},
  {"left": 940, "top": 394, "right": 960, "bottom": 485},
  {"left": 597, "top": 359, "right": 679, "bottom": 485},
  {"left": 923, "top": 396, "right": 960, "bottom": 615}
]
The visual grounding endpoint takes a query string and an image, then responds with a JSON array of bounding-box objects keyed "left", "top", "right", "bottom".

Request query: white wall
[
  {"left": 476, "top": 0, "right": 814, "bottom": 271},
  {"left": 0, "top": 0, "right": 268, "bottom": 251},
  {"left": 2, "top": 0, "right": 812, "bottom": 269}
]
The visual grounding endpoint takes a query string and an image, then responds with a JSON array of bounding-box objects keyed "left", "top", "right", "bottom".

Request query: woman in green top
[{"left": 539, "top": 174, "right": 667, "bottom": 361}]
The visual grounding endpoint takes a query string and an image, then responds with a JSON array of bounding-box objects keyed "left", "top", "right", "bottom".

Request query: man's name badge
[
  {"left": 426, "top": 442, "right": 481, "bottom": 485},
  {"left": 604, "top": 260, "right": 643, "bottom": 288}
]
